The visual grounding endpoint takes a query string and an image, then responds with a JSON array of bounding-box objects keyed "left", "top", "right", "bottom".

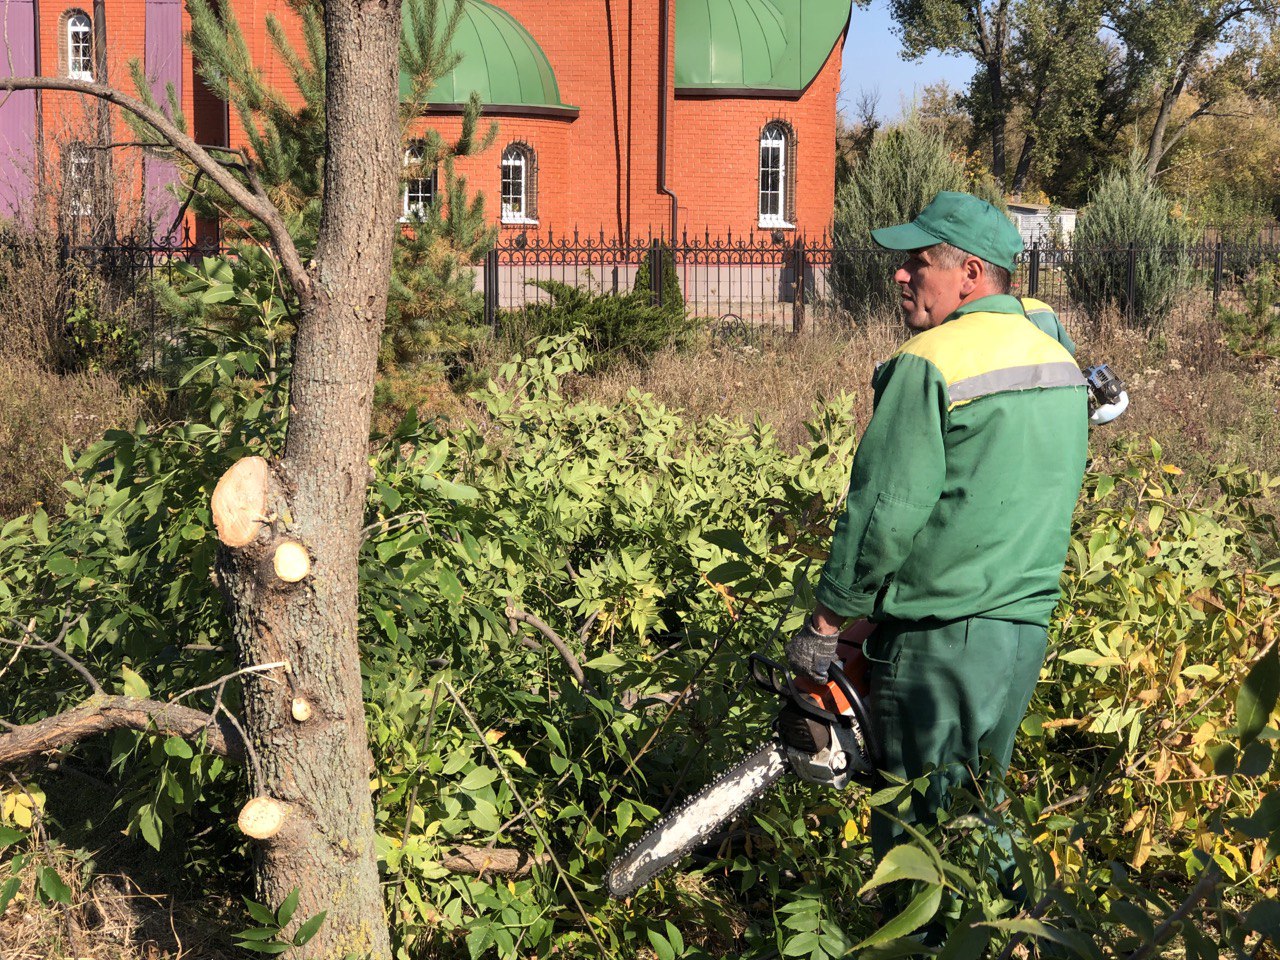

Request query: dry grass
[
  {"left": 0, "top": 845, "right": 236, "bottom": 960},
  {"left": 569, "top": 303, "right": 1280, "bottom": 502},
  {"left": 0, "top": 354, "right": 144, "bottom": 520},
  {"left": 574, "top": 318, "right": 909, "bottom": 449}
]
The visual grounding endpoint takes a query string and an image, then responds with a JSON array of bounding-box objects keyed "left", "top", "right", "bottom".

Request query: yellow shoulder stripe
[
  {"left": 896, "top": 311, "right": 1076, "bottom": 387},
  {"left": 1020, "top": 297, "right": 1055, "bottom": 315}
]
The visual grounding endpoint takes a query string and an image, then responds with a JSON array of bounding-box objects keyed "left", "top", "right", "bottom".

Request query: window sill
[
  {"left": 68, "top": 72, "right": 94, "bottom": 82},
  {"left": 758, "top": 220, "right": 796, "bottom": 231},
  {"left": 501, "top": 217, "right": 539, "bottom": 227}
]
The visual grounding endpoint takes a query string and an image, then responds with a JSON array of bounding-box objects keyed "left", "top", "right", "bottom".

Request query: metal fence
[{"left": 483, "top": 233, "right": 1280, "bottom": 337}]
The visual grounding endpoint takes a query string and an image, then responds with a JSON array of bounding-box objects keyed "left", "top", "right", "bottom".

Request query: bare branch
[
  {"left": 170, "top": 661, "right": 288, "bottom": 703},
  {"left": 0, "top": 695, "right": 245, "bottom": 765},
  {"left": 2, "top": 621, "right": 103, "bottom": 696},
  {"left": 505, "top": 605, "right": 596, "bottom": 697},
  {"left": 0, "top": 75, "right": 311, "bottom": 303},
  {"left": 1125, "top": 864, "right": 1222, "bottom": 960}
]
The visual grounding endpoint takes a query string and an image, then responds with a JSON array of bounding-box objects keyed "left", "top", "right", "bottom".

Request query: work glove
[{"left": 785, "top": 618, "right": 841, "bottom": 684}]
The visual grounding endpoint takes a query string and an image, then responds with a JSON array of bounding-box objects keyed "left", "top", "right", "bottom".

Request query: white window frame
[
  {"left": 401, "top": 141, "right": 436, "bottom": 221},
  {"left": 758, "top": 122, "right": 793, "bottom": 229},
  {"left": 501, "top": 144, "right": 537, "bottom": 225},
  {"left": 67, "top": 12, "right": 93, "bottom": 82}
]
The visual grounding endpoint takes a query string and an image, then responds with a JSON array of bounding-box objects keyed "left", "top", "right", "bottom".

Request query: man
[{"left": 785, "top": 191, "right": 1089, "bottom": 861}]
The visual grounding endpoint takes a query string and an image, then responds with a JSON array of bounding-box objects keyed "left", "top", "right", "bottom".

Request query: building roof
[
  {"left": 676, "top": 0, "right": 852, "bottom": 94},
  {"left": 402, "top": 0, "right": 576, "bottom": 113}
]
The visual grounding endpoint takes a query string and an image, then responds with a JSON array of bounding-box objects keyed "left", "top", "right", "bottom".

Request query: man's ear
[{"left": 960, "top": 256, "right": 984, "bottom": 296}]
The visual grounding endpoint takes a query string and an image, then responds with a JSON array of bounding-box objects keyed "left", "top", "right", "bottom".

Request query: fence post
[
  {"left": 1027, "top": 242, "right": 1040, "bottom": 299},
  {"left": 483, "top": 248, "right": 499, "bottom": 331},
  {"left": 1212, "top": 241, "right": 1224, "bottom": 310},
  {"left": 1125, "top": 242, "right": 1137, "bottom": 322},
  {"left": 648, "top": 238, "right": 663, "bottom": 308},
  {"left": 792, "top": 237, "right": 807, "bottom": 334}
]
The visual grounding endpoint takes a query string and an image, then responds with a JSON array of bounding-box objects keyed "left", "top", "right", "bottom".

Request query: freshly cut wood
[
  {"left": 291, "top": 697, "right": 312, "bottom": 722},
  {"left": 212, "top": 457, "right": 271, "bottom": 548},
  {"left": 442, "top": 845, "right": 549, "bottom": 878},
  {"left": 273, "top": 541, "right": 311, "bottom": 583},
  {"left": 238, "top": 795, "right": 289, "bottom": 840}
]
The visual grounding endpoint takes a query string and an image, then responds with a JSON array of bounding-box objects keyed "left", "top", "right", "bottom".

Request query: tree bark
[
  {"left": 1144, "top": 75, "right": 1185, "bottom": 179},
  {"left": 212, "top": 1, "right": 402, "bottom": 956},
  {"left": 987, "top": 59, "right": 1008, "bottom": 181}
]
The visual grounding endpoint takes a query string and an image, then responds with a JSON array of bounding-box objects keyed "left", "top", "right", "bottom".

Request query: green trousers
[{"left": 864, "top": 616, "right": 1048, "bottom": 859}]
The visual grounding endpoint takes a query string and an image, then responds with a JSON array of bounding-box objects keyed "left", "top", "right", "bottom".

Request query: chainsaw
[{"left": 605, "top": 637, "right": 880, "bottom": 899}]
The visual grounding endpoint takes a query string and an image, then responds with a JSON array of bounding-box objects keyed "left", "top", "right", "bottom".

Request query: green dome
[
  {"left": 676, "top": 0, "right": 787, "bottom": 88},
  {"left": 401, "top": 0, "right": 573, "bottom": 112},
  {"left": 676, "top": 0, "right": 852, "bottom": 93}
]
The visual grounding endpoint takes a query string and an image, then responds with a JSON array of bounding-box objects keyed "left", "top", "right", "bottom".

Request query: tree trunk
[
  {"left": 1011, "top": 129, "right": 1036, "bottom": 194},
  {"left": 986, "top": 59, "right": 1008, "bottom": 181},
  {"left": 214, "top": 1, "right": 402, "bottom": 957},
  {"left": 1145, "top": 76, "right": 1184, "bottom": 179}
]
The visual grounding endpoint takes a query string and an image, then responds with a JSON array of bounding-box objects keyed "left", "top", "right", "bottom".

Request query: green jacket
[
  {"left": 815, "top": 295, "right": 1088, "bottom": 627},
  {"left": 1021, "top": 296, "right": 1076, "bottom": 355}
]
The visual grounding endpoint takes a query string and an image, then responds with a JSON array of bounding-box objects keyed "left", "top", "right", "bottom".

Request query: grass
[{"left": 566, "top": 303, "right": 1280, "bottom": 509}]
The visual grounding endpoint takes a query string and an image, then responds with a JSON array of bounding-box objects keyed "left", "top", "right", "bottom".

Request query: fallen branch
[
  {"left": 0, "top": 696, "right": 245, "bottom": 765},
  {"left": 441, "top": 845, "right": 549, "bottom": 878},
  {"left": 506, "top": 605, "right": 596, "bottom": 697}
]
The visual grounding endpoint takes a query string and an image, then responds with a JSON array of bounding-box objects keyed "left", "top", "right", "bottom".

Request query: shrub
[
  {"left": 499, "top": 280, "right": 691, "bottom": 368},
  {"left": 830, "top": 116, "right": 1004, "bottom": 321},
  {"left": 1218, "top": 264, "right": 1280, "bottom": 360},
  {"left": 632, "top": 242, "right": 685, "bottom": 316},
  {"left": 1066, "top": 161, "right": 1193, "bottom": 328}
]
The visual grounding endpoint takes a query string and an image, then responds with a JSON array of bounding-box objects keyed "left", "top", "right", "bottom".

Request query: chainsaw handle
[{"left": 749, "top": 652, "right": 790, "bottom": 696}]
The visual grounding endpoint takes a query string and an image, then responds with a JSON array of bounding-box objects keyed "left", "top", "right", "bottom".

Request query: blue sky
[{"left": 838, "top": 0, "right": 973, "bottom": 121}]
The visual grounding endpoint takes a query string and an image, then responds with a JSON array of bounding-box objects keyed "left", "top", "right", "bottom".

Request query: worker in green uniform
[{"left": 784, "top": 191, "right": 1089, "bottom": 865}]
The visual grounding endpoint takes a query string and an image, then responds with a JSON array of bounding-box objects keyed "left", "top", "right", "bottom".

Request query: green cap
[{"left": 871, "top": 191, "right": 1022, "bottom": 271}]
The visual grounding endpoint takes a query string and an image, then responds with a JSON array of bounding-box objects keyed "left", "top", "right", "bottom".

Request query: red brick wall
[
  {"left": 27, "top": 0, "right": 843, "bottom": 241},
  {"left": 670, "top": 30, "right": 844, "bottom": 239}
]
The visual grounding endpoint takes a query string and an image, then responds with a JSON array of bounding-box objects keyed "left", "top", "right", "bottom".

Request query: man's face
[{"left": 893, "top": 246, "right": 968, "bottom": 331}]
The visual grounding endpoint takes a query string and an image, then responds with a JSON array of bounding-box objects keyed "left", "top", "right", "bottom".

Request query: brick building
[{"left": 0, "top": 0, "right": 850, "bottom": 242}]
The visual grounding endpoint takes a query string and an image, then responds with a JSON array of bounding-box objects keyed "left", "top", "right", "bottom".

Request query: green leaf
[
  {"left": 36, "top": 866, "right": 72, "bottom": 905},
  {"left": 31, "top": 508, "right": 48, "bottom": 544},
  {"left": 437, "top": 567, "right": 464, "bottom": 604},
  {"left": 858, "top": 844, "right": 943, "bottom": 894},
  {"left": 853, "top": 884, "right": 943, "bottom": 949},
  {"left": 234, "top": 941, "right": 290, "bottom": 954},
  {"left": 0, "top": 876, "right": 21, "bottom": 913},
  {"left": 292, "top": 911, "right": 327, "bottom": 947},
  {"left": 781, "top": 930, "right": 822, "bottom": 957},
  {"left": 701, "top": 528, "right": 753, "bottom": 556},
  {"left": 935, "top": 907, "right": 994, "bottom": 960},
  {"left": 1230, "top": 789, "right": 1280, "bottom": 839},
  {"left": 459, "top": 766, "right": 498, "bottom": 791},
  {"left": 137, "top": 804, "right": 162, "bottom": 851},
  {"left": 234, "top": 927, "right": 284, "bottom": 941},
  {"left": 244, "top": 896, "right": 278, "bottom": 926},
  {"left": 664, "top": 920, "right": 684, "bottom": 955},
  {"left": 163, "top": 737, "right": 194, "bottom": 760},
  {"left": 1243, "top": 898, "right": 1280, "bottom": 938},
  {"left": 0, "top": 826, "right": 26, "bottom": 850},
  {"left": 647, "top": 929, "right": 676, "bottom": 960},
  {"left": 277, "top": 886, "right": 300, "bottom": 927},
  {"left": 120, "top": 665, "right": 150, "bottom": 699},
  {"left": 1238, "top": 645, "right": 1279, "bottom": 747}
]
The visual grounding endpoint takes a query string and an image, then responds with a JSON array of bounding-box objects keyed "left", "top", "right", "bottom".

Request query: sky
[{"left": 838, "top": 0, "right": 973, "bottom": 122}]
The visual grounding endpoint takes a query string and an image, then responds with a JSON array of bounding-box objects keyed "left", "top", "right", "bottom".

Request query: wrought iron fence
[{"left": 484, "top": 232, "right": 1280, "bottom": 338}]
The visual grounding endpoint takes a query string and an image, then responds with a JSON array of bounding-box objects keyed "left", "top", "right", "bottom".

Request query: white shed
[{"left": 1007, "top": 203, "right": 1077, "bottom": 245}]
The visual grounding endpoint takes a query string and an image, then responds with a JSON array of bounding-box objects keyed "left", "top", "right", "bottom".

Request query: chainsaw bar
[{"left": 605, "top": 738, "right": 789, "bottom": 899}]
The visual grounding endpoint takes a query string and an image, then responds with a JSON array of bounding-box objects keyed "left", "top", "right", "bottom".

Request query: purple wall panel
[
  {"left": 0, "top": 0, "right": 38, "bottom": 219},
  {"left": 145, "top": 0, "right": 184, "bottom": 241}
]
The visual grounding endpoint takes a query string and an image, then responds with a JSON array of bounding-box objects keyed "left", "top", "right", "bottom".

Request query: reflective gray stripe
[{"left": 948, "top": 362, "right": 1086, "bottom": 404}]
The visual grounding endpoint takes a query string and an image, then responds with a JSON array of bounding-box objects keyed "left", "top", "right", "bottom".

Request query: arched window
[
  {"left": 402, "top": 140, "right": 436, "bottom": 220},
  {"left": 501, "top": 143, "right": 537, "bottom": 224},
  {"left": 65, "top": 11, "right": 93, "bottom": 81},
  {"left": 759, "top": 121, "right": 796, "bottom": 228}
]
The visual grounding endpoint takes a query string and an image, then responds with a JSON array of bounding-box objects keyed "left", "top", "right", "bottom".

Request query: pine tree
[{"left": 172, "top": 0, "right": 495, "bottom": 366}]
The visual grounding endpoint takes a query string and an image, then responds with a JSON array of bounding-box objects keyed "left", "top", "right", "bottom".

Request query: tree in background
[
  {"left": 0, "top": 0, "right": 469, "bottom": 954},
  {"left": 1109, "top": 0, "right": 1280, "bottom": 179},
  {"left": 1067, "top": 158, "right": 1192, "bottom": 327},
  {"left": 182, "top": 0, "right": 495, "bottom": 372},
  {"left": 830, "top": 116, "right": 1004, "bottom": 320}
]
